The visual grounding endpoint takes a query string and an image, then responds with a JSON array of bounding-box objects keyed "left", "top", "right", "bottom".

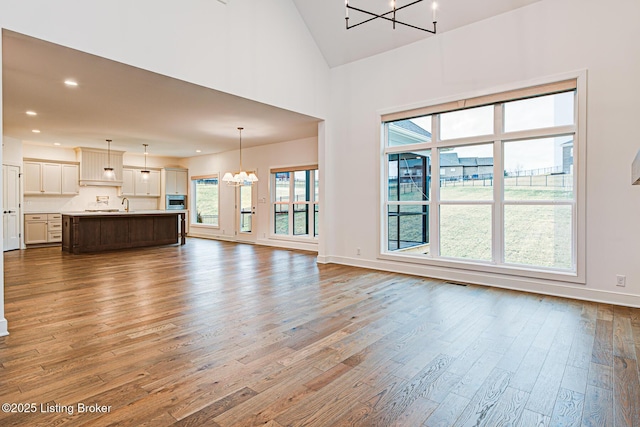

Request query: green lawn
[{"left": 389, "top": 178, "right": 573, "bottom": 269}]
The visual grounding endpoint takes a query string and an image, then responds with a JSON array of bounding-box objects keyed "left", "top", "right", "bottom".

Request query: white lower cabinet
[{"left": 25, "top": 213, "right": 62, "bottom": 245}]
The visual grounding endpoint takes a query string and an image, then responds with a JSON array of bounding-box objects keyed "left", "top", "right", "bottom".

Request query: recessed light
[
  {"left": 64, "top": 80, "right": 78, "bottom": 87},
  {"left": 26, "top": 111, "right": 37, "bottom": 116},
  {"left": 196, "top": 149, "right": 202, "bottom": 153},
  {"left": 54, "top": 143, "right": 61, "bottom": 146},
  {"left": 32, "top": 129, "right": 41, "bottom": 133}
]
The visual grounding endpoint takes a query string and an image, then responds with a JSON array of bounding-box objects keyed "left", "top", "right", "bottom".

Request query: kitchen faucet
[{"left": 122, "top": 197, "right": 130, "bottom": 212}]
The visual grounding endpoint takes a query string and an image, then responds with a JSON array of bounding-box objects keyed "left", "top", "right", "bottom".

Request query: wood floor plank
[
  {"left": 0, "top": 239, "right": 638, "bottom": 426},
  {"left": 423, "top": 392, "right": 470, "bottom": 427},
  {"left": 592, "top": 319, "right": 614, "bottom": 366},
  {"left": 364, "top": 354, "right": 453, "bottom": 426},
  {"left": 613, "top": 356, "right": 640, "bottom": 427},
  {"left": 452, "top": 368, "right": 512, "bottom": 427},
  {"left": 516, "top": 409, "right": 550, "bottom": 427},
  {"left": 172, "top": 387, "right": 257, "bottom": 426},
  {"left": 582, "top": 385, "right": 613, "bottom": 427},
  {"left": 550, "top": 387, "right": 584, "bottom": 427}
]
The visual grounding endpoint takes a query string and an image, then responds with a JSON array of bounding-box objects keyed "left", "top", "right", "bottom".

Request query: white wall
[
  {"left": 2, "top": 136, "right": 23, "bottom": 166},
  {"left": 0, "top": 0, "right": 329, "bottom": 120},
  {"left": 324, "top": 0, "right": 640, "bottom": 306},
  {"left": 185, "top": 136, "right": 318, "bottom": 252}
]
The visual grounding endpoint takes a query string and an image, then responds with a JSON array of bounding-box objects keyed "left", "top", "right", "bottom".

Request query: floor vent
[{"left": 444, "top": 281, "right": 468, "bottom": 287}]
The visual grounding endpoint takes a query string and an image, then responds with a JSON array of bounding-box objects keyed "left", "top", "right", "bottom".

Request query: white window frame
[
  {"left": 270, "top": 166, "right": 319, "bottom": 241},
  {"left": 379, "top": 72, "right": 587, "bottom": 284},
  {"left": 191, "top": 174, "right": 220, "bottom": 228}
]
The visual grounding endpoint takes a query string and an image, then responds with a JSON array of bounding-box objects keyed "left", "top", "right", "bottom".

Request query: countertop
[{"left": 61, "top": 209, "right": 187, "bottom": 217}]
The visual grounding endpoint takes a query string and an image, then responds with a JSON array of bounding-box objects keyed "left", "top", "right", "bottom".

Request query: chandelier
[
  {"left": 345, "top": 0, "right": 438, "bottom": 33},
  {"left": 222, "top": 127, "right": 258, "bottom": 186}
]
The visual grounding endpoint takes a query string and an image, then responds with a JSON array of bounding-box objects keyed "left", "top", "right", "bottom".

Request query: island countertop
[
  {"left": 61, "top": 209, "right": 188, "bottom": 216},
  {"left": 62, "top": 211, "right": 186, "bottom": 254}
]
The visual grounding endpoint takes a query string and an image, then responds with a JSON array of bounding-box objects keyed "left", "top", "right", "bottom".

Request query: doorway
[
  {"left": 236, "top": 184, "right": 256, "bottom": 243},
  {"left": 3, "top": 165, "right": 21, "bottom": 251}
]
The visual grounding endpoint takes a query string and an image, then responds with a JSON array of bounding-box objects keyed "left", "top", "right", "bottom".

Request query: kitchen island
[{"left": 62, "top": 210, "right": 186, "bottom": 254}]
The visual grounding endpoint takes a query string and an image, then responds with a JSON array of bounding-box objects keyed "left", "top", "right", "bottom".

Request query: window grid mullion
[
  {"left": 493, "top": 103, "right": 504, "bottom": 265},
  {"left": 431, "top": 114, "right": 440, "bottom": 257}
]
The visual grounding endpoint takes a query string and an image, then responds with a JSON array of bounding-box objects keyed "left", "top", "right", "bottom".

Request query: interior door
[
  {"left": 236, "top": 184, "right": 256, "bottom": 243},
  {"left": 3, "top": 165, "right": 21, "bottom": 251}
]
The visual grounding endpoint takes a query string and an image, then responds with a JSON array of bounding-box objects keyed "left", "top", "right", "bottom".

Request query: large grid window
[
  {"left": 192, "top": 175, "right": 219, "bottom": 226},
  {"left": 272, "top": 167, "right": 318, "bottom": 238},
  {"left": 382, "top": 78, "right": 582, "bottom": 279}
]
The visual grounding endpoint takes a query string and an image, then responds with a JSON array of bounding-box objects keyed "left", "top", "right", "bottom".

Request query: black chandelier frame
[{"left": 345, "top": 0, "right": 437, "bottom": 34}]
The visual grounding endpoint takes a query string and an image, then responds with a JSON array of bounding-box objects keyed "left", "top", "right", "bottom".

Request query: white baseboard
[
  {"left": 0, "top": 318, "right": 8, "bottom": 337},
  {"left": 321, "top": 255, "right": 640, "bottom": 308},
  {"left": 187, "top": 232, "right": 235, "bottom": 242},
  {"left": 255, "top": 238, "right": 318, "bottom": 253}
]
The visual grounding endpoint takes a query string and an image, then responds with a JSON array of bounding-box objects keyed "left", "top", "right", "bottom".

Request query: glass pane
[
  {"left": 274, "top": 172, "right": 290, "bottom": 202},
  {"left": 239, "top": 185, "right": 252, "bottom": 233},
  {"left": 314, "top": 204, "right": 319, "bottom": 237},
  {"left": 294, "top": 171, "right": 309, "bottom": 202},
  {"left": 439, "top": 144, "right": 494, "bottom": 201},
  {"left": 504, "top": 91, "right": 575, "bottom": 133},
  {"left": 194, "top": 178, "right": 219, "bottom": 226},
  {"left": 387, "top": 117, "right": 432, "bottom": 147},
  {"left": 293, "top": 204, "right": 309, "bottom": 235},
  {"left": 387, "top": 205, "right": 429, "bottom": 254},
  {"left": 504, "top": 136, "right": 573, "bottom": 201},
  {"left": 387, "top": 150, "right": 431, "bottom": 202},
  {"left": 274, "top": 204, "right": 288, "bottom": 235},
  {"left": 504, "top": 205, "right": 572, "bottom": 269},
  {"left": 440, "top": 205, "right": 492, "bottom": 261},
  {"left": 440, "top": 105, "right": 493, "bottom": 140}
]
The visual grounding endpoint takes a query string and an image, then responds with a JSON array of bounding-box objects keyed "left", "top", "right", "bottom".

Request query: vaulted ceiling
[{"left": 2, "top": 0, "right": 541, "bottom": 158}]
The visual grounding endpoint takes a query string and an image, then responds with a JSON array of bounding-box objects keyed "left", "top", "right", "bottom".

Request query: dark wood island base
[{"left": 62, "top": 212, "right": 186, "bottom": 254}]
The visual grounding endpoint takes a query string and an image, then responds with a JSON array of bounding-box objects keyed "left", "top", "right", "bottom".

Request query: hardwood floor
[{"left": 1, "top": 238, "right": 639, "bottom": 426}]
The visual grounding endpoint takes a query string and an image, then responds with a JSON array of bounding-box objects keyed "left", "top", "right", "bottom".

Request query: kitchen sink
[{"left": 84, "top": 209, "right": 121, "bottom": 212}]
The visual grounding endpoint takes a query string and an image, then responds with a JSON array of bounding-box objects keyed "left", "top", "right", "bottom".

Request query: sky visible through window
[{"left": 394, "top": 91, "right": 574, "bottom": 173}]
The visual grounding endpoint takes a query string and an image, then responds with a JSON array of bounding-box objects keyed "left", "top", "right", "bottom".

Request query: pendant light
[
  {"left": 141, "top": 144, "right": 150, "bottom": 181},
  {"left": 104, "top": 139, "right": 115, "bottom": 179},
  {"left": 222, "top": 127, "right": 258, "bottom": 186}
]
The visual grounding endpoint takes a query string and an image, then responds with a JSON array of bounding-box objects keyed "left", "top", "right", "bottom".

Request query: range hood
[{"left": 75, "top": 147, "right": 124, "bottom": 187}]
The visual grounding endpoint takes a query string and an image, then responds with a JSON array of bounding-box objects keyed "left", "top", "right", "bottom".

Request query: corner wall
[{"left": 324, "top": 0, "right": 640, "bottom": 306}]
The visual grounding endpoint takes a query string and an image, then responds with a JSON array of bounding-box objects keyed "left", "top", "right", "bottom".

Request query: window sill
[{"left": 377, "top": 252, "right": 584, "bottom": 285}]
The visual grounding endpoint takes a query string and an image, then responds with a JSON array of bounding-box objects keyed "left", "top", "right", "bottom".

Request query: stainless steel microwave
[{"left": 166, "top": 194, "right": 186, "bottom": 210}]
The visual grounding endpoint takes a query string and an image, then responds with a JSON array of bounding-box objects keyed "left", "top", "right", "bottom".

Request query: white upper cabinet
[
  {"left": 121, "top": 167, "right": 161, "bottom": 197},
  {"left": 61, "top": 164, "right": 79, "bottom": 195},
  {"left": 24, "top": 160, "right": 79, "bottom": 195},
  {"left": 121, "top": 168, "right": 136, "bottom": 196},
  {"left": 165, "top": 168, "right": 188, "bottom": 195},
  {"left": 135, "top": 169, "right": 161, "bottom": 196}
]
